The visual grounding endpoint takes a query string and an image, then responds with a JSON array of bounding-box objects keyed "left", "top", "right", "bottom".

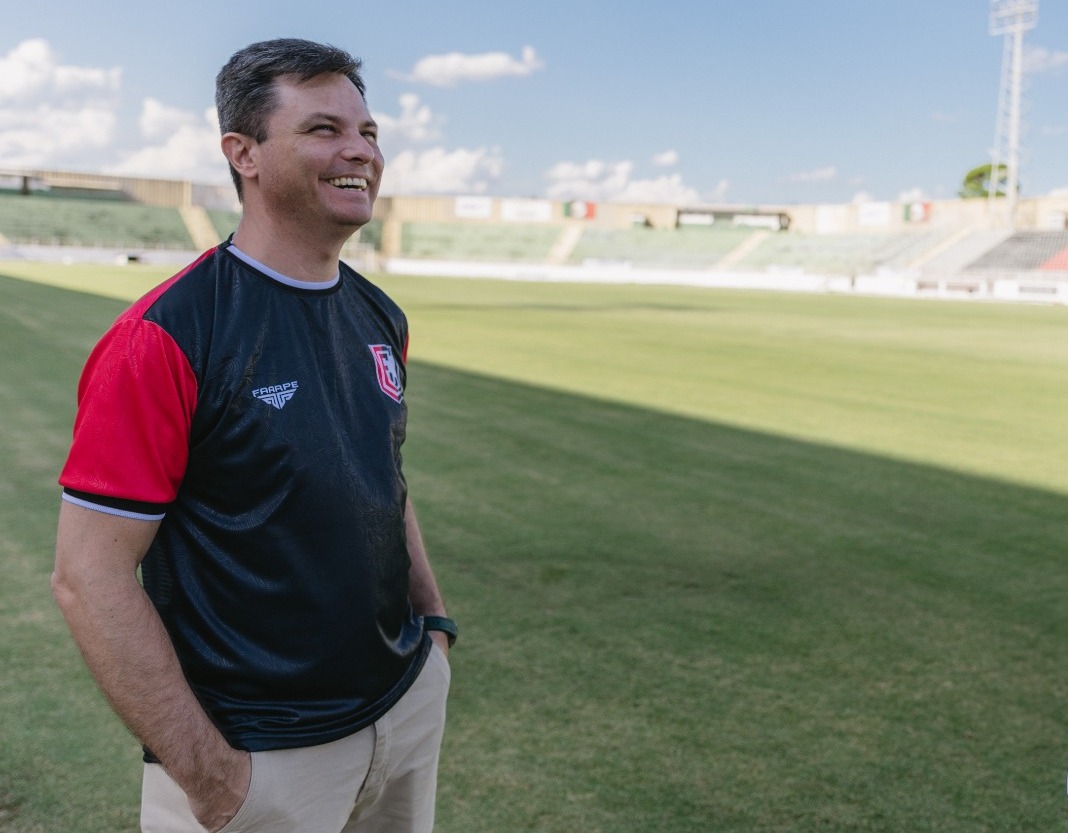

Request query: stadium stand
[
  {"left": 207, "top": 208, "right": 243, "bottom": 242},
  {"left": 730, "top": 229, "right": 956, "bottom": 275},
  {"left": 567, "top": 226, "right": 756, "bottom": 269},
  {"left": 401, "top": 221, "right": 561, "bottom": 262},
  {"left": 0, "top": 192, "right": 193, "bottom": 249},
  {"left": 5, "top": 168, "right": 1068, "bottom": 303},
  {"left": 965, "top": 230, "right": 1068, "bottom": 272},
  {"left": 915, "top": 229, "right": 1013, "bottom": 277},
  {"left": 179, "top": 205, "right": 224, "bottom": 250}
]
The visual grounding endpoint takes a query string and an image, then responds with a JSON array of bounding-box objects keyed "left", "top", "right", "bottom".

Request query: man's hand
[
  {"left": 53, "top": 502, "right": 252, "bottom": 833},
  {"left": 186, "top": 747, "right": 252, "bottom": 833},
  {"left": 428, "top": 629, "right": 450, "bottom": 658}
]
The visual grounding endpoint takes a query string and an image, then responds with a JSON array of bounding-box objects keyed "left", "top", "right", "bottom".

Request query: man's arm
[
  {"left": 51, "top": 501, "right": 250, "bottom": 831},
  {"left": 405, "top": 497, "right": 450, "bottom": 655}
]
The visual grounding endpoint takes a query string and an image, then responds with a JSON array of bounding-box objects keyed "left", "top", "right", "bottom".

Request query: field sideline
[{"left": 2, "top": 262, "right": 1068, "bottom": 831}]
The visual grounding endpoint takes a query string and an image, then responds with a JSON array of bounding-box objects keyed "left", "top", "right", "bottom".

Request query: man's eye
[{"left": 363, "top": 132, "right": 378, "bottom": 143}]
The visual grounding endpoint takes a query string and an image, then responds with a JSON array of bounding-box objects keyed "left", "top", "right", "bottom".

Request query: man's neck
[{"left": 230, "top": 216, "right": 349, "bottom": 284}]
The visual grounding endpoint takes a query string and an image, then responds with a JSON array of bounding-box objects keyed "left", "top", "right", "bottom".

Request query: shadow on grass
[
  {"left": 3, "top": 274, "right": 1067, "bottom": 832},
  {"left": 407, "top": 361, "right": 1068, "bottom": 832}
]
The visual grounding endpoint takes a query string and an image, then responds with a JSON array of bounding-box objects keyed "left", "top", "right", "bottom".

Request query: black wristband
[{"left": 423, "top": 615, "right": 458, "bottom": 647}]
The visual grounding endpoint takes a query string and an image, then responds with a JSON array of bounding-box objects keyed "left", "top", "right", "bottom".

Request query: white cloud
[
  {"left": 705, "top": 179, "right": 730, "bottom": 203},
  {"left": 139, "top": 97, "right": 200, "bottom": 142},
  {"left": 789, "top": 166, "right": 837, "bottom": 184},
  {"left": 544, "top": 158, "right": 701, "bottom": 204},
  {"left": 376, "top": 93, "right": 443, "bottom": 144},
  {"left": 394, "top": 46, "right": 544, "bottom": 87},
  {"left": 652, "top": 149, "right": 679, "bottom": 167},
  {"left": 0, "top": 104, "right": 116, "bottom": 168},
  {"left": 617, "top": 174, "right": 701, "bottom": 205},
  {"left": 545, "top": 159, "right": 633, "bottom": 201},
  {"left": 0, "top": 39, "right": 231, "bottom": 182},
  {"left": 0, "top": 39, "right": 123, "bottom": 170},
  {"left": 898, "top": 187, "right": 928, "bottom": 203},
  {"left": 381, "top": 146, "right": 504, "bottom": 195},
  {"left": 1024, "top": 45, "right": 1068, "bottom": 75},
  {"left": 109, "top": 105, "right": 229, "bottom": 183},
  {"left": 0, "top": 38, "right": 119, "bottom": 104},
  {"left": 0, "top": 39, "right": 52, "bottom": 101}
]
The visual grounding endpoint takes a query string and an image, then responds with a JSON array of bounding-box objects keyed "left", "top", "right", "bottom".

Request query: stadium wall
[{"left": 12, "top": 168, "right": 1068, "bottom": 238}]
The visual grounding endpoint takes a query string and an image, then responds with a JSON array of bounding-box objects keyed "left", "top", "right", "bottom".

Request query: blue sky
[{"left": 2, "top": 0, "right": 1066, "bottom": 206}]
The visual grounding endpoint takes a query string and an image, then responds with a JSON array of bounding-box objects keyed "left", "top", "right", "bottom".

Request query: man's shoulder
[
  {"left": 340, "top": 262, "right": 405, "bottom": 320},
  {"left": 121, "top": 247, "right": 225, "bottom": 326}
]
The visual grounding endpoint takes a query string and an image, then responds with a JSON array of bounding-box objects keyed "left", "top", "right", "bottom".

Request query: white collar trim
[{"left": 228, "top": 245, "right": 340, "bottom": 290}]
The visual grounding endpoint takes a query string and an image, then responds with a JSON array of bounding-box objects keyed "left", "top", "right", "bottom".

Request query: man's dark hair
[{"left": 215, "top": 38, "right": 366, "bottom": 200}]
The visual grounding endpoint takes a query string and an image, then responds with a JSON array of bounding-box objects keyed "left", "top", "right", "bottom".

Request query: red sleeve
[{"left": 59, "top": 316, "right": 198, "bottom": 507}]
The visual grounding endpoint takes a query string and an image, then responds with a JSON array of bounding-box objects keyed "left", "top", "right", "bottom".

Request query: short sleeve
[{"left": 59, "top": 317, "right": 198, "bottom": 514}]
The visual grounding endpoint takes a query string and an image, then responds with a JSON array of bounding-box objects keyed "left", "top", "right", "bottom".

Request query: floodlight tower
[{"left": 988, "top": 0, "right": 1037, "bottom": 227}]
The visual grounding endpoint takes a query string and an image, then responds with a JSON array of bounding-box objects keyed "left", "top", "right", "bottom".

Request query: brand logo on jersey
[
  {"left": 253, "top": 380, "right": 299, "bottom": 410},
  {"left": 369, "top": 345, "right": 403, "bottom": 403}
]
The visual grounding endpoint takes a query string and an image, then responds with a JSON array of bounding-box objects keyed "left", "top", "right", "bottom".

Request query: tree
[{"left": 959, "top": 163, "right": 1011, "bottom": 199}]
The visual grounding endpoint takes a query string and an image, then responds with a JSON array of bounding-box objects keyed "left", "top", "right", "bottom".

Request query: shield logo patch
[{"left": 369, "top": 344, "right": 403, "bottom": 403}]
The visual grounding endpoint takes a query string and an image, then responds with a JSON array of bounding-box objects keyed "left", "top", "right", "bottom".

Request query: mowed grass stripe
[
  {"left": 383, "top": 273, "right": 1068, "bottom": 494},
  {"left": 1, "top": 269, "right": 1066, "bottom": 830},
  {"left": 5, "top": 261, "right": 1065, "bottom": 492}
]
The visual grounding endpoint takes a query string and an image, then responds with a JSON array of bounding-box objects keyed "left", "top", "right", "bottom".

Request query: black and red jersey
[{"left": 59, "top": 241, "right": 429, "bottom": 752}]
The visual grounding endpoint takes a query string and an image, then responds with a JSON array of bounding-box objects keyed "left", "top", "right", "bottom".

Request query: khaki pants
[{"left": 141, "top": 645, "right": 450, "bottom": 833}]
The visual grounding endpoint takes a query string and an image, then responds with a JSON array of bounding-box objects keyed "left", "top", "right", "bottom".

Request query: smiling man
[{"left": 51, "top": 39, "right": 455, "bottom": 833}]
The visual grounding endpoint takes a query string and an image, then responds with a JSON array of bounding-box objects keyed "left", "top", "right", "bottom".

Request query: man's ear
[{"left": 221, "top": 132, "right": 258, "bottom": 182}]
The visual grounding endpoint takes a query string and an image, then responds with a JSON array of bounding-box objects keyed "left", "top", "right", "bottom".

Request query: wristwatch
[{"left": 422, "top": 615, "right": 458, "bottom": 647}]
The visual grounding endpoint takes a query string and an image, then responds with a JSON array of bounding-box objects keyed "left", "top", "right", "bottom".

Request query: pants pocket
[
  {"left": 429, "top": 641, "right": 452, "bottom": 688},
  {"left": 215, "top": 753, "right": 262, "bottom": 833}
]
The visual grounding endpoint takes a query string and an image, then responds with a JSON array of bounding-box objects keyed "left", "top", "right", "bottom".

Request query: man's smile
[{"left": 326, "top": 176, "right": 368, "bottom": 190}]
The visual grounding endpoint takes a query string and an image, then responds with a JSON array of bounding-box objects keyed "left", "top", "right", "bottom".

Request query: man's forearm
[
  {"left": 405, "top": 497, "right": 447, "bottom": 618},
  {"left": 52, "top": 503, "right": 248, "bottom": 825},
  {"left": 54, "top": 569, "right": 231, "bottom": 776}
]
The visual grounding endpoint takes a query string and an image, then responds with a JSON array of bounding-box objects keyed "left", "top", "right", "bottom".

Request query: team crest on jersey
[
  {"left": 253, "top": 380, "right": 299, "bottom": 410},
  {"left": 369, "top": 344, "right": 403, "bottom": 403}
]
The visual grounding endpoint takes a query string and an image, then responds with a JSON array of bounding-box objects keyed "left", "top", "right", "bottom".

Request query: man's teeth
[{"left": 328, "top": 177, "right": 367, "bottom": 190}]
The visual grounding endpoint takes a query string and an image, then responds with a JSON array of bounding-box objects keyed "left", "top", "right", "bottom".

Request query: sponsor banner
[
  {"left": 454, "top": 195, "right": 493, "bottom": 220},
  {"left": 564, "top": 200, "right": 597, "bottom": 220},
  {"left": 1039, "top": 211, "right": 1067, "bottom": 230},
  {"left": 734, "top": 214, "right": 787, "bottom": 230},
  {"left": 815, "top": 204, "right": 848, "bottom": 234},
  {"left": 500, "top": 199, "right": 553, "bottom": 223},
  {"left": 904, "top": 201, "right": 932, "bottom": 223},
  {"left": 857, "top": 202, "right": 892, "bottom": 227}
]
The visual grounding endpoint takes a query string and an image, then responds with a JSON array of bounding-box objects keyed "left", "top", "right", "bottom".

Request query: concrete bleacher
[
  {"left": 964, "top": 231, "right": 1068, "bottom": 272},
  {"left": 567, "top": 226, "right": 756, "bottom": 269},
  {"left": 915, "top": 229, "right": 1013, "bottom": 277},
  {"left": 207, "top": 209, "right": 242, "bottom": 242},
  {"left": 0, "top": 192, "right": 194, "bottom": 249},
  {"left": 391, "top": 219, "right": 1041, "bottom": 287},
  {"left": 5, "top": 165, "right": 1067, "bottom": 305},
  {"left": 401, "top": 221, "right": 561, "bottom": 262},
  {"left": 730, "top": 229, "right": 954, "bottom": 275}
]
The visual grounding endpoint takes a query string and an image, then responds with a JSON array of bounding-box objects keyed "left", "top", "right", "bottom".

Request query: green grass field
[{"left": 2, "top": 261, "right": 1068, "bottom": 831}]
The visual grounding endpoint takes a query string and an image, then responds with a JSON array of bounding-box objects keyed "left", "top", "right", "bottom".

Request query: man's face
[{"left": 251, "top": 72, "right": 384, "bottom": 231}]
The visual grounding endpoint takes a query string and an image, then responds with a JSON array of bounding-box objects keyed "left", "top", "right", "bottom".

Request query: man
[{"left": 51, "top": 38, "right": 456, "bottom": 833}]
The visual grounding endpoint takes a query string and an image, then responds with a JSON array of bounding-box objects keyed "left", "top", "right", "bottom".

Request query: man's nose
[{"left": 344, "top": 133, "right": 377, "bottom": 163}]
